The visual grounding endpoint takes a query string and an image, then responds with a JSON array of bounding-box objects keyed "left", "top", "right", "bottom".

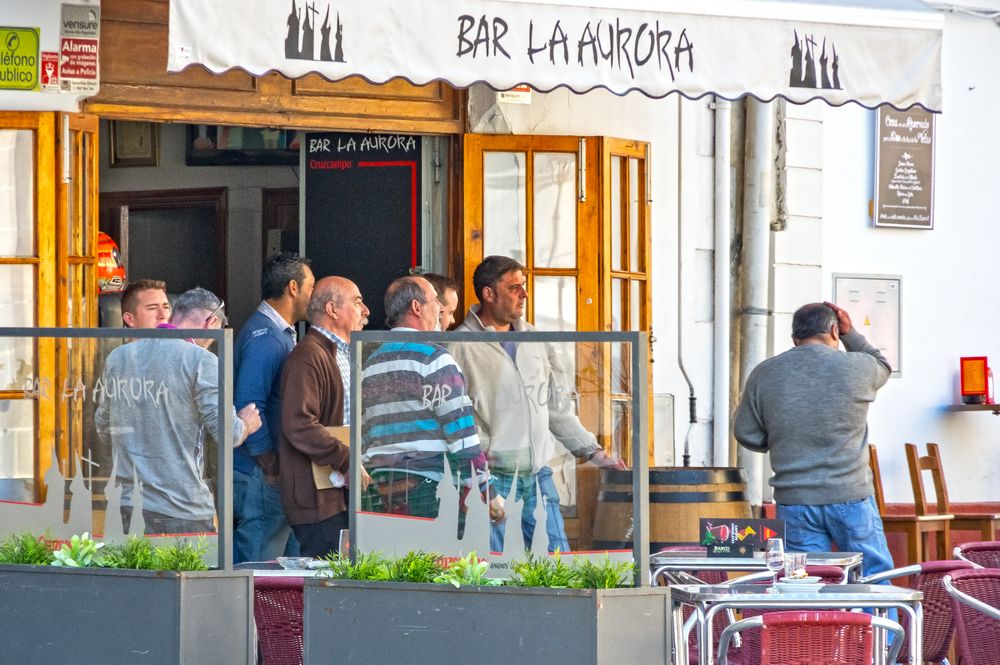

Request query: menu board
[{"left": 873, "top": 107, "right": 935, "bottom": 229}]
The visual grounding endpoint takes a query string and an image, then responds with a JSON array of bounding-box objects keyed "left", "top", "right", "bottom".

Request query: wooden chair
[
  {"left": 869, "top": 443, "right": 953, "bottom": 564},
  {"left": 922, "top": 442, "right": 1000, "bottom": 541}
]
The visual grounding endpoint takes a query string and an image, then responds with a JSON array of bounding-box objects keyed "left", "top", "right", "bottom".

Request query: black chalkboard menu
[
  {"left": 305, "top": 132, "right": 422, "bottom": 329},
  {"left": 873, "top": 107, "right": 935, "bottom": 229}
]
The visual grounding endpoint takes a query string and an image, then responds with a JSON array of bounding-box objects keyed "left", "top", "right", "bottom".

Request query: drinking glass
[
  {"left": 765, "top": 538, "right": 785, "bottom": 591},
  {"left": 784, "top": 552, "right": 808, "bottom": 580},
  {"left": 338, "top": 528, "right": 351, "bottom": 558}
]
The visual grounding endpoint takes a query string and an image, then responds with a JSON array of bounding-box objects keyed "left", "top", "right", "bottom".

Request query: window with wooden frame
[{"left": 0, "top": 112, "right": 99, "bottom": 504}]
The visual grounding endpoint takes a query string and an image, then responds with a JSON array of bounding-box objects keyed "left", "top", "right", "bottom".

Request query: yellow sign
[{"left": 0, "top": 28, "right": 40, "bottom": 91}]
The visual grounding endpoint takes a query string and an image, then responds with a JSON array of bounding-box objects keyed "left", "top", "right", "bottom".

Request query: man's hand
[
  {"left": 488, "top": 495, "right": 506, "bottom": 524},
  {"left": 236, "top": 403, "right": 262, "bottom": 445},
  {"left": 588, "top": 450, "right": 628, "bottom": 470},
  {"left": 823, "top": 301, "right": 852, "bottom": 335}
]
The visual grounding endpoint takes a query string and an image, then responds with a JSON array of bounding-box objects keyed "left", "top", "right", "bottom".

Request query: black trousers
[{"left": 292, "top": 511, "right": 349, "bottom": 558}]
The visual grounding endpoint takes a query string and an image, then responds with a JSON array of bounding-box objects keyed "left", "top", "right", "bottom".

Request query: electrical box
[{"left": 832, "top": 274, "right": 902, "bottom": 377}]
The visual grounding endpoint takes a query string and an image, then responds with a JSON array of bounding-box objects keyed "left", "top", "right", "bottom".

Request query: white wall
[
  {"left": 471, "top": 86, "right": 720, "bottom": 467},
  {"left": 99, "top": 122, "right": 300, "bottom": 328},
  {"left": 773, "top": 11, "right": 1000, "bottom": 503}
]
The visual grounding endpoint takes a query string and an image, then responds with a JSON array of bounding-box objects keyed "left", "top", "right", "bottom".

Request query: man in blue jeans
[
  {"left": 233, "top": 253, "right": 315, "bottom": 563},
  {"left": 452, "top": 256, "right": 625, "bottom": 554},
  {"left": 734, "top": 301, "right": 895, "bottom": 581}
]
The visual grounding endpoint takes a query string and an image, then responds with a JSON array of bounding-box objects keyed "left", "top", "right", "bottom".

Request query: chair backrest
[
  {"left": 956, "top": 541, "right": 1000, "bottom": 568},
  {"left": 944, "top": 568, "right": 1000, "bottom": 665},
  {"left": 869, "top": 443, "right": 888, "bottom": 515},
  {"left": 906, "top": 442, "right": 951, "bottom": 516},
  {"left": 897, "top": 560, "right": 978, "bottom": 663},
  {"left": 253, "top": 576, "right": 305, "bottom": 665},
  {"left": 719, "top": 610, "right": 904, "bottom": 665}
]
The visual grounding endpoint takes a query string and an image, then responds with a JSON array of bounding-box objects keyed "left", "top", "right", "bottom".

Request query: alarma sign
[{"left": 0, "top": 27, "right": 40, "bottom": 91}]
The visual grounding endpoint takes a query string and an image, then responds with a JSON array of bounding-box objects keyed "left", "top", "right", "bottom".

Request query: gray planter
[
  {"left": 303, "top": 579, "right": 671, "bottom": 665},
  {"left": 0, "top": 564, "right": 254, "bottom": 664}
]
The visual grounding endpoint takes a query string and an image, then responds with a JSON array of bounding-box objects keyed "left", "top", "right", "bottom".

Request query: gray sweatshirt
[{"left": 733, "top": 329, "right": 891, "bottom": 505}]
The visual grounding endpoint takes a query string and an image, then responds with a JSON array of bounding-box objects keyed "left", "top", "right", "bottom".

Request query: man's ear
[
  {"left": 287, "top": 279, "right": 299, "bottom": 298},
  {"left": 122, "top": 311, "right": 135, "bottom": 327},
  {"left": 482, "top": 285, "right": 495, "bottom": 304}
]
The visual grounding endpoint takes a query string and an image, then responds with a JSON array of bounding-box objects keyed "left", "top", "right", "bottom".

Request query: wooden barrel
[{"left": 591, "top": 467, "right": 752, "bottom": 551}]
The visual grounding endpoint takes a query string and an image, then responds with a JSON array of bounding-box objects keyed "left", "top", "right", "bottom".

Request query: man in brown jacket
[{"left": 279, "top": 276, "right": 370, "bottom": 556}]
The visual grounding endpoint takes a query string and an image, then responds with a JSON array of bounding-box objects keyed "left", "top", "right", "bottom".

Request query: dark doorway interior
[
  {"left": 262, "top": 187, "right": 299, "bottom": 264},
  {"left": 100, "top": 188, "right": 228, "bottom": 299}
]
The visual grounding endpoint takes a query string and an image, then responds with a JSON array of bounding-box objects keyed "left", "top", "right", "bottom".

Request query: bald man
[{"left": 278, "top": 276, "right": 370, "bottom": 557}]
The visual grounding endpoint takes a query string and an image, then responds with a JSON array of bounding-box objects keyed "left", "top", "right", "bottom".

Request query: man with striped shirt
[{"left": 361, "top": 276, "right": 486, "bottom": 519}]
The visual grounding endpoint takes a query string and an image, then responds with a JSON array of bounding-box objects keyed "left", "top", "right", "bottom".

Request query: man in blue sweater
[{"left": 233, "top": 253, "right": 315, "bottom": 563}]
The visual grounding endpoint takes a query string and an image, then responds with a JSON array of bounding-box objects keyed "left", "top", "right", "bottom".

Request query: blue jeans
[
  {"left": 233, "top": 465, "right": 298, "bottom": 563},
  {"left": 490, "top": 467, "right": 570, "bottom": 554},
  {"left": 778, "top": 496, "right": 897, "bottom": 624}
]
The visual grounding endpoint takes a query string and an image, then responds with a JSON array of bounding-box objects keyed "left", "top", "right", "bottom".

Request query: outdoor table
[
  {"left": 650, "top": 550, "right": 864, "bottom": 586},
  {"left": 669, "top": 582, "right": 923, "bottom": 665}
]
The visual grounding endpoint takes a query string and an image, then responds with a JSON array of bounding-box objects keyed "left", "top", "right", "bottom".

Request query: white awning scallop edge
[{"left": 168, "top": 0, "right": 943, "bottom": 112}]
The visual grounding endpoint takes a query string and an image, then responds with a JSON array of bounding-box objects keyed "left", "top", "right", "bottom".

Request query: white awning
[{"left": 167, "top": 0, "right": 943, "bottom": 111}]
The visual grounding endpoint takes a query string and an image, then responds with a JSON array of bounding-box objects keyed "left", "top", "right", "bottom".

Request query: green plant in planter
[
  {"left": 568, "top": 555, "right": 636, "bottom": 589},
  {"left": 385, "top": 550, "right": 444, "bottom": 583},
  {"left": 507, "top": 550, "right": 575, "bottom": 588},
  {"left": 323, "top": 551, "right": 391, "bottom": 581},
  {"left": 0, "top": 532, "right": 55, "bottom": 565},
  {"left": 51, "top": 532, "right": 104, "bottom": 568},
  {"left": 101, "top": 537, "right": 209, "bottom": 571},
  {"left": 433, "top": 551, "right": 499, "bottom": 588}
]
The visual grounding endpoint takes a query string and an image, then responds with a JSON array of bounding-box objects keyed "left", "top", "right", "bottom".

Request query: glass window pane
[
  {"left": 611, "top": 277, "right": 623, "bottom": 332},
  {"left": 483, "top": 151, "right": 527, "bottom": 264},
  {"left": 533, "top": 275, "right": 576, "bottom": 332},
  {"left": 629, "top": 157, "right": 640, "bottom": 272},
  {"left": 630, "top": 280, "right": 642, "bottom": 331},
  {"left": 532, "top": 152, "right": 576, "bottom": 269},
  {"left": 0, "top": 130, "right": 35, "bottom": 257},
  {"left": 0, "top": 400, "right": 35, "bottom": 499},
  {"left": 81, "top": 132, "right": 92, "bottom": 257},
  {"left": 610, "top": 399, "right": 630, "bottom": 462},
  {"left": 610, "top": 156, "right": 622, "bottom": 271},
  {"left": 0, "top": 265, "right": 35, "bottom": 390}
]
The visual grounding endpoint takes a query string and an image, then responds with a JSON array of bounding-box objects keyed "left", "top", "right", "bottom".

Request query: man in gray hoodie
[{"left": 734, "top": 301, "right": 893, "bottom": 578}]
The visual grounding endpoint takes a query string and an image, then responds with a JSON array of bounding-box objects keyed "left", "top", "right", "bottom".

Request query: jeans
[
  {"left": 120, "top": 507, "right": 214, "bottom": 536},
  {"left": 490, "top": 467, "right": 570, "bottom": 554},
  {"left": 777, "top": 495, "right": 897, "bottom": 624},
  {"left": 233, "top": 466, "right": 298, "bottom": 564},
  {"left": 292, "top": 512, "right": 349, "bottom": 558}
]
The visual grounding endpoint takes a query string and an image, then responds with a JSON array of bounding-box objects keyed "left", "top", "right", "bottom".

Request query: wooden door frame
[{"left": 99, "top": 187, "right": 229, "bottom": 298}]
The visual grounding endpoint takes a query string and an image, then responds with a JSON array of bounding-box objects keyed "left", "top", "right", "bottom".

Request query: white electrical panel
[{"left": 832, "top": 274, "right": 902, "bottom": 377}]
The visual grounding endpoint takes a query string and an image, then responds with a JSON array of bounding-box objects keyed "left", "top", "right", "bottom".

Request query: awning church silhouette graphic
[
  {"left": 789, "top": 29, "right": 840, "bottom": 91},
  {"left": 285, "top": 0, "right": 345, "bottom": 63}
]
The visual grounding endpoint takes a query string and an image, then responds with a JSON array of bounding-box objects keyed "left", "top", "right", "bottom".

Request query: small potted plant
[{"left": 0, "top": 532, "right": 254, "bottom": 664}]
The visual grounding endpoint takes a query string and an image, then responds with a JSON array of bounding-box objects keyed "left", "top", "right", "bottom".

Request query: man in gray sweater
[{"left": 734, "top": 301, "right": 893, "bottom": 578}]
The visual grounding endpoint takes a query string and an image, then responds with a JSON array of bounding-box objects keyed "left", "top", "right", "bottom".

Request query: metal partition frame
[
  {"left": 348, "top": 329, "right": 650, "bottom": 585},
  {"left": 0, "top": 327, "right": 234, "bottom": 570}
]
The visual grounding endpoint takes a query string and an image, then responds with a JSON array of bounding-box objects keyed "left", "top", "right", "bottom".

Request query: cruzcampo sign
[{"left": 0, "top": 27, "right": 40, "bottom": 90}]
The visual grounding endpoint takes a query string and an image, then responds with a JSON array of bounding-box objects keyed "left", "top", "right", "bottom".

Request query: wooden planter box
[
  {"left": 303, "top": 579, "right": 671, "bottom": 665},
  {"left": 0, "top": 565, "right": 254, "bottom": 664}
]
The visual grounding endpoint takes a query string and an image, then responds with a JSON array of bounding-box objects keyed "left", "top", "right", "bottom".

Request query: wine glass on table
[{"left": 765, "top": 538, "right": 785, "bottom": 592}]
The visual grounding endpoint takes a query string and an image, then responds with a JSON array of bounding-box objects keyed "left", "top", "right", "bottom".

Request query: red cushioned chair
[
  {"left": 943, "top": 568, "right": 1000, "bottom": 665},
  {"left": 861, "top": 560, "right": 976, "bottom": 664},
  {"left": 955, "top": 541, "right": 1000, "bottom": 569},
  {"left": 718, "top": 610, "right": 904, "bottom": 665},
  {"left": 253, "top": 576, "right": 304, "bottom": 665}
]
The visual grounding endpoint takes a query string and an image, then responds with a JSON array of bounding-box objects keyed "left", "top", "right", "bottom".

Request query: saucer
[
  {"left": 778, "top": 575, "right": 822, "bottom": 584},
  {"left": 774, "top": 582, "right": 825, "bottom": 593}
]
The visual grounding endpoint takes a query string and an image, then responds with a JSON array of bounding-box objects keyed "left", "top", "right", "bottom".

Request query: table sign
[{"left": 699, "top": 518, "right": 784, "bottom": 557}]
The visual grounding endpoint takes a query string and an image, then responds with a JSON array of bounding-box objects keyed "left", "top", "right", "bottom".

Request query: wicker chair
[
  {"left": 253, "top": 576, "right": 304, "bottom": 665},
  {"left": 955, "top": 541, "right": 1000, "bottom": 569},
  {"left": 861, "top": 559, "right": 976, "bottom": 663},
  {"left": 718, "top": 610, "right": 904, "bottom": 665},
  {"left": 943, "top": 568, "right": 1000, "bottom": 665}
]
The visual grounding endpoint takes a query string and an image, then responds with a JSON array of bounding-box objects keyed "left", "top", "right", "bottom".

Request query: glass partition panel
[
  {"left": 532, "top": 152, "right": 576, "bottom": 269},
  {"left": 0, "top": 328, "right": 234, "bottom": 569},
  {"left": 0, "top": 129, "right": 34, "bottom": 257},
  {"left": 483, "top": 151, "right": 527, "bottom": 263},
  {"left": 350, "top": 330, "right": 648, "bottom": 581}
]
